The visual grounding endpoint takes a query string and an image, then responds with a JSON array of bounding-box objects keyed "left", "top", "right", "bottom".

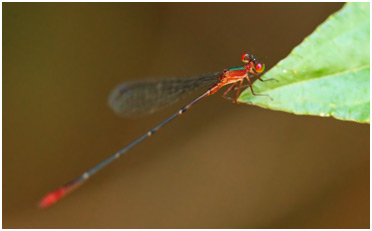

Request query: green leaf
[{"left": 239, "top": 2, "right": 370, "bottom": 123}]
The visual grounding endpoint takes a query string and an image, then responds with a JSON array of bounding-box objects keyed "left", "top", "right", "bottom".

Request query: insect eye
[
  {"left": 241, "top": 53, "right": 250, "bottom": 63},
  {"left": 255, "top": 62, "right": 265, "bottom": 73}
]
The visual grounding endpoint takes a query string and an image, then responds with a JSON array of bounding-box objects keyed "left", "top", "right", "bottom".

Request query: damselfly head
[{"left": 241, "top": 53, "right": 265, "bottom": 73}]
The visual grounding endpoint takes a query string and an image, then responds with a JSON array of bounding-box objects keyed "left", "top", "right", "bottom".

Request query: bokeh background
[{"left": 3, "top": 2, "right": 369, "bottom": 228}]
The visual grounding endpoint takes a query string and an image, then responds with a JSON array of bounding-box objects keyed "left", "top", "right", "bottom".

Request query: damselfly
[{"left": 39, "top": 53, "right": 267, "bottom": 208}]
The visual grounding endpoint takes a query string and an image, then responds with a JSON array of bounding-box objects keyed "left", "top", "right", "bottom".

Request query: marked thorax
[{"left": 222, "top": 67, "right": 247, "bottom": 85}]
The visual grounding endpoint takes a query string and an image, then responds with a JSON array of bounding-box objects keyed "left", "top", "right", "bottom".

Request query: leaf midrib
[{"left": 257, "top": 64, "right": 369, "bottom": 94}]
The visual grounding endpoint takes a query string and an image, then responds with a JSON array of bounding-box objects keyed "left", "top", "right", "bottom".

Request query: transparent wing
[{"left": 108, "top": 72, "right": 222, "bottom": 117}]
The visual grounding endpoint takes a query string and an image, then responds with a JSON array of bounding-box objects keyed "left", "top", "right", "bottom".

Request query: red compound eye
[
  {"left": 255, "top": 62, "right": 265, "bottom": 73},
  {"left": 241, "top": 53, "right": 250, "bottom": 63}
]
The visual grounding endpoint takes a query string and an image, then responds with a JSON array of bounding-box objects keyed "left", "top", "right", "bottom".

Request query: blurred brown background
[{"left": 3, "top": 2, "right": 369, "bottom": 228}]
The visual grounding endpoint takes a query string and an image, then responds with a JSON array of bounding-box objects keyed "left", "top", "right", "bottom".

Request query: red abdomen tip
[{"left": 39, "top": 188, "right": 66, "bottom": 208}]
